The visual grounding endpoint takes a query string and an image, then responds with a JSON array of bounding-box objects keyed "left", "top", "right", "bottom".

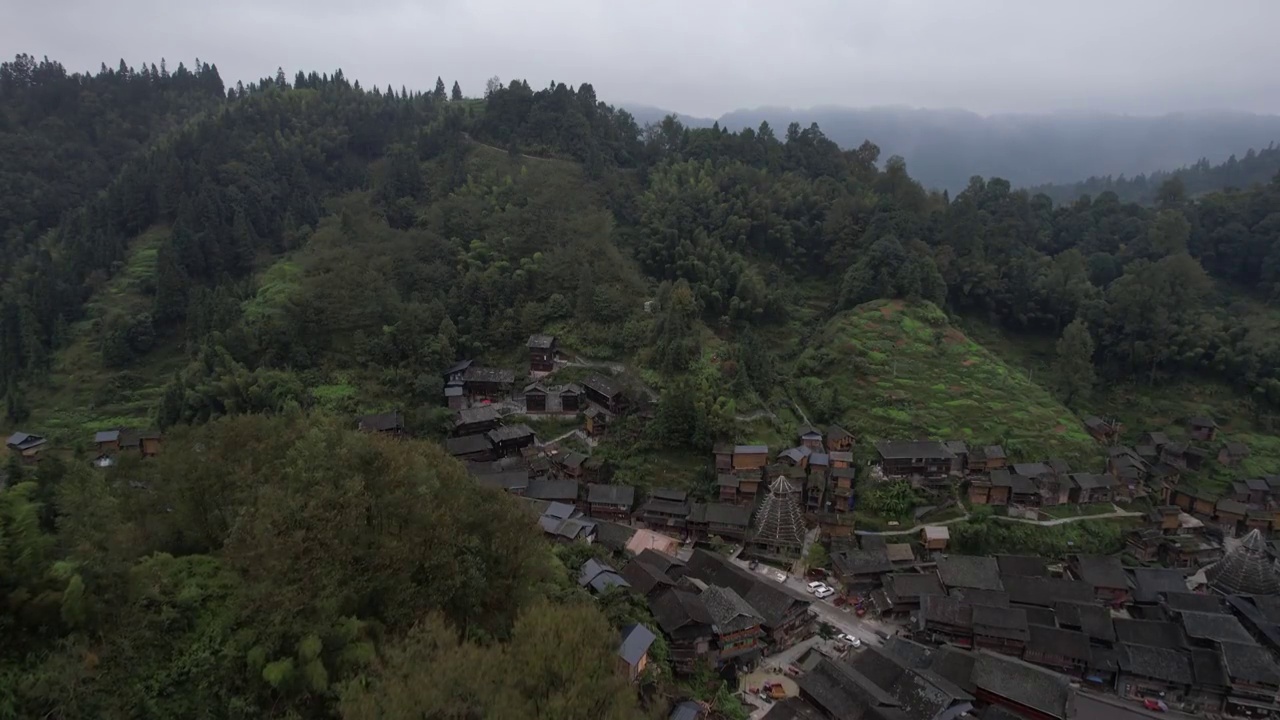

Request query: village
[{"left": 8, "top": 334, "right": 1280, "bottom": 720}]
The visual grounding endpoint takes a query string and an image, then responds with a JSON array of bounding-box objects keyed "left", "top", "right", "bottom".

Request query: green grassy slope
[
  {"left": 962, "top": 309, "right": 1280, "bottom": 497},
  {"left": 798, "top": 299, "right": 1101, "bottom": 465},
  {"left": 18, "top": 227, "right": 187, "bottom": 450}
]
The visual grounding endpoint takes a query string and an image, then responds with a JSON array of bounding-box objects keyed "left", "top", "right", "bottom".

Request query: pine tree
[
  {"left": 433, "top": 77, "right": 446, "bottom": 101},
  {"left": 450, "top": 81, "right": 462, "bottom": 102},
  {"left": 1056, "top": 317, "right": 1097, "bottom": 406}
]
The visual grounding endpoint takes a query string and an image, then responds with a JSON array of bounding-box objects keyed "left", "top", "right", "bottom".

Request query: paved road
[
  {"left": 730, "top": 556, "right": 893, "bottom": 649},
  {"left": 857, "top": 504, "right": 1143, "bottom": 536}
]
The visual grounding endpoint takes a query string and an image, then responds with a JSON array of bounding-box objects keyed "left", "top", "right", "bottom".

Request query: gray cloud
[{"left": 5, "top": 0, "right": 1279, "bottom": 117}]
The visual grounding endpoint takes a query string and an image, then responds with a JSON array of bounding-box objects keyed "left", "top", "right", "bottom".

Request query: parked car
[
  {"left": 815, "top": 586, "right": 836, "bottom": 599},
  {"left": 838, "top": 633, "right": 862, "bottom": 648},
  {"left": 807, "top": 581, "right": 827, "bottom": 594},
  {"left": 1143, "top": 699, "right": 1168, "bottom": 712}
]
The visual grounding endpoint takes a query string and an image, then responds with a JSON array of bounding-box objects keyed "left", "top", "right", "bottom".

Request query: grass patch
[{"left": 793, "top": 300, "right": 1101, "bottom": 466}]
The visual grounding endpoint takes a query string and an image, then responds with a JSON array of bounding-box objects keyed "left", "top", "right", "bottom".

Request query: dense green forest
[
  {"left": 1031, "top": 143, "right": 1280, "bottom": 205},
  {"left": 632, "top": 104, "right": 1280, "bottom": 193},
  {"left": 5, "top": 54, "right": 1280, "bottom": 717}
]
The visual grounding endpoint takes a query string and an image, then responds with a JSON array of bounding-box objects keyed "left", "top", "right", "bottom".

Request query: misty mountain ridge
[{"left": 621, "top": 102, "right": 1280, "bottom": 194}]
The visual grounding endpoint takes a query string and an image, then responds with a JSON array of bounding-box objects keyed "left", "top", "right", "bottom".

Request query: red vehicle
[
  {"left": 1143, "top": 699, "right": 1168, "bottom": 712},
  {"left": 855, "top": 606, "right": 867, "bottom": 618}
]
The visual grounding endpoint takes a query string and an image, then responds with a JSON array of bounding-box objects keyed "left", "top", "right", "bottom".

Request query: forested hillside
[
  {"left": 5, "top": 55, "right": 1280, "bottom": 717},
  {"left": 1031, "top": 143, "right": 1280, "bottom": 205},
  {"left": 626, "top": 103, "right": 1280, "bottom": 192}
]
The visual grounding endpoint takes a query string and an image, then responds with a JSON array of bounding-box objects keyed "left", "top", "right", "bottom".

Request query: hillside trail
[{"left": 856, "top": 503, "right": 1141, "bottom": 536}]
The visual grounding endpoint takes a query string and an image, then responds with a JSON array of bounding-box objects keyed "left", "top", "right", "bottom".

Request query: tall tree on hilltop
[
  {"left": 450, "top": 80, "right": 462, "bottom": 102},
  {"left": 1056, "top": 317, "right": 1097, "bottom": 406},
  {"left": 433, "top": 76, "right": 446, "bottom": 101}
]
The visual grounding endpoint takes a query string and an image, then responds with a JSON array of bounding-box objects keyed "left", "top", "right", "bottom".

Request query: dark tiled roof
[
  {"left": 579, "top": 559, "right": 629, "bottom": 592},
  {"left": 525, "top": 479, "right": 580, "bottom": 501},
  {"left": 1012, "top": 462, "right": 1052, "bottom": 477},
  {"left": 587, "top": 484, "right": 635, "bottom": 507},
  {"left": 701, "top": 585, "right": 763, "bottom": 634},
  {"left": 1129, "top": 568, "right": 1189, "bottom": 602},
  {"left": 454, "top": 405, "right": 500, "bottom": 426},
  {"left": 875, "top": 440, "right": 954, "bottom": 460},
  {"left": 997, "top": 555, "right": 1050, "bottom": 577},
  {"left": 887, "top": 573, "right": 945, "bottom": 600},
  {"left": 1188, "top": 416, "right": 1218, "bottom": 428},
  {"left": 703, "top": 503, "right": 752, "bottom": 527},
  {"left": 795, "top": 659, "right": 881, "bottom": 719},
  {"left": 989, "top": 469, "right": 1014, "bottom": 487},
  {"left": 473, "top": 470, "right": 530, "bottom": 492},
  {"left": 734, "top": 444, "right": 769, "bottom": 454},
  {"left": 641, "top": 498, "right": 690, "bottom": 517},
  {"left": 1024, "top": 607, "right": 1057, "bottom": 628},
  {"left": 827, "top": 425, "right": 853, "bottom": 442},
  {"left": 650, "top": 487, "right": 688, "bottom": 502},
  {"left": 972, "top": 605, "right": 1029, "bottom": 641},
  {"left": 1003, "top": 576, "right": 1094, "bottom": 607},
  {"left": 684, "top": 549, "right": 809, "bottom": 628},
  {"left": 717, "top": 473, "right": 740, "bottom": 488},
  {"left": 1191, "top": 648, "right": 1229, "bottom": 688},
  {"left": 921, "top": 595, "right": 973, "bottom": 628},
  {"left": 1163, "top": 592, "right": 1226, "bottom": 614},
  {"left": 594, "top": 521, "right": 636, "bottom": 552},
  {"left": 1028, "top": 624, "right": 1091, "bottom": 662},
  {"left": 1070, "top": 473, "right": 1116, "bottom": 490},
  {"left": 1118, "top": 643, "right": 1193, "bottom": 684},
  {"left": 446, "top": 433, "right": 493, "bottom": 455},
  {"left": 618, "top": 623, "right": 655, "bottom": 666},
  {"left": 971, "top": 651, "right": 1073, "bottom": 719},
  {"left": 1054, "top": 601, "right": 1115, "bottom": 643},
  {"left": 634, "top": 548, "right": 685, "bottom": 575},
  {"left": 1219, "top": 641, "right": 1280, "bottom": 686},
  {"left": 527, "top": 333, "right": 555, "bottom": 349},
  {"left": 1090, "top": 647, "right": 1120, "bottom": 673},
  {"left": 487, "top": 424, "right": 536, "bottom": 444},
  {"left": 94, "top": 429, "right": 120, "bottom": 443},
  {"left": 1216, "top": 497, "right": 1248, "bottom": 515},
  {"left": 832, "top": 548, "right": 892, "bottom": 576},
  {"left": 1178, "top": 611, "right": 1257, "bottom": 645},
  {"left": 443, "top": 358, "right": 473, "bottom": 376},
  {"left": 1071, "top": 554, "right": 1128, "bottom": 590},
  {"left": 621, "top": 560, "right": 675, "bottom": 596},
  {"left": 582, "top": 373, "right": 623, "bottom": 398},
  {"left": 463, "top": 366, "right": 515, "bottom": 384},
  {"left": 949, "top": 588, "right": 1010, "bottom": 607},
  {"left": 1114, "top": 619, "right": 1185, "bottom": 650},
  {"left": 937, "top": 555, "right": 1004, "bottom": 592},
  {"left": 648, "top": 588, "right": 712, "bottom": 633}
]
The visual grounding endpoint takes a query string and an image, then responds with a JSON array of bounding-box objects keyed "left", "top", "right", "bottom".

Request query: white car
[
  {"left": 807, "top": 581, "right": 828, "bottom": 594},
  {"left": 815, "top": 586, "right": 836, "bottom": 599},
  {"left": 838, "top": 633, "right": 862, "bottom": 648}
]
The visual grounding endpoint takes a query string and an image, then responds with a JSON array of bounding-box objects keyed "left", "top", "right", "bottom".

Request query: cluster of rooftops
[{"left": 818, "top": 532, "right": 1280, "bottom": 719}]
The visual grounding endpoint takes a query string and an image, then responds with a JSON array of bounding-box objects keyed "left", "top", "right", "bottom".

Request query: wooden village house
[
  {"left": 462, "top": 366, "right": 515, "bottom": 399},
  {"left": 875, "top": 440, "right": 956, "bottom": 480},
  {"left": 356, "top": 411, "right": 405, "bottom": 436},
  {"left": 527, "top": 334, "right": 557, "bottom": 373},
  {"left": 588, "top": 484, "right": 636, "bottom": 519},
  {"left": 1187, "top": 416, "right": 1219, "bottom": 442},
  {"left": 453, "top": 406, "right": 500, "bottom": 436},
  {"left": 825, "top": 425, "right": 854, "bottom": 452},
  {"left": 6, "top": 432, "right": 47, "bottom": 463},
  {"left": 582, "top": 373, "right": 625, "bottom": 413}
]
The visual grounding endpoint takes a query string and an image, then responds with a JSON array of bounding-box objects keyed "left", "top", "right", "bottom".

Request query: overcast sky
[{"left": 6, "top": 0, "right": 1280, "bottom": 117}]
